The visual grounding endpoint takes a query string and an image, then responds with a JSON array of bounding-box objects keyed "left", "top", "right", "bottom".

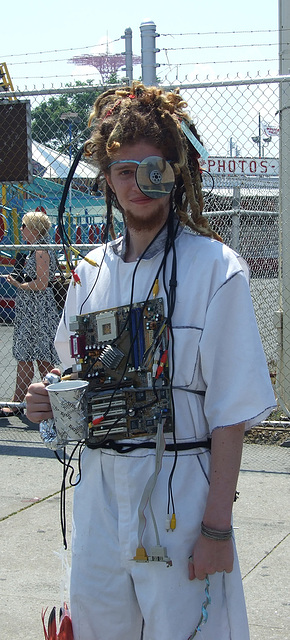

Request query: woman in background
[{"left": 1, "top": 211, "right": 60, "bottom": 417}]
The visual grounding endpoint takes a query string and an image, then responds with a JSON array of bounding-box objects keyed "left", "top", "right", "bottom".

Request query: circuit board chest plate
[{"left": 69, "top": 298, "right": 172, "bottom": 444}]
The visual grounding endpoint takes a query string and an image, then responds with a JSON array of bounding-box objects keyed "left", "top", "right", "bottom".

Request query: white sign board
[{"left": 202, "top": 157, "right": 279, "bottom": 176}]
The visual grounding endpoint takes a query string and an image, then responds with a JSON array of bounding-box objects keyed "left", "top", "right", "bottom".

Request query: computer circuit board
[{"left": 69, "top": 298, "right": 172, "bottom": 444}]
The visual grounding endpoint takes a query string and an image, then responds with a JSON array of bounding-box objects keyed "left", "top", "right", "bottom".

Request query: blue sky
[{"left": 2, "top": 0, "right": 279, "bottom": 90}]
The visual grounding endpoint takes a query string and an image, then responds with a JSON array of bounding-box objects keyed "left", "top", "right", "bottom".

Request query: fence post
[
  {"left": 11, "top": 208, "right": 20, "bottom": 244},
  {"left": 1, "top": 186, "right": 8, "bottom": 232},
  {"left": 231, "top": 186, "right": 240, "bottom": 252},
  {"left": 277, "top": 0, "right": 290, "bottom": 410},
  {"left": 140, "top": 21, "right": 160, "bottom": 86},
  {"left": 121, "top": 28, "right": 133, "bottom": 84}
]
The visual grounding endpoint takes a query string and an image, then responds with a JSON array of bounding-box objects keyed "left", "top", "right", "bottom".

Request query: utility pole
[
  {"left": 121, "top": 28, "right": 133, "bottom": 84},
  {"left": 140, "top": 21, "right": 160, "bottom": 86},
  {"left": 276, "top": 0, "right": 290, "bottom": 411},
  {"left": 229, "top": 137, "right": 241, "bottom": 157},
  {"left": 251, "top": 113, "right": 262, "bottom": 157}
]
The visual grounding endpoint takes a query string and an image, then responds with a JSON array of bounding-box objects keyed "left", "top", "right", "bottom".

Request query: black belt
[{"left": 87, "top": 438, "right": 211, "bottom": 453}]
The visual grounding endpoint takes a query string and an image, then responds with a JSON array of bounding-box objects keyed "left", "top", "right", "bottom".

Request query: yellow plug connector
[
  {"left": 134, "top": 546, "right": 148, "bottom": 562},
  {"left": 70, "top": 246, "right": 99, "bottom": 267},
  {"left": 152, "top": 278, "right": 159, "bottom": 298},
  {"left": 170, "top": 514, "right": 176, "bottom": 531},
  {"left": 84, "top": 256, "right": 99, "bottom": 267}
]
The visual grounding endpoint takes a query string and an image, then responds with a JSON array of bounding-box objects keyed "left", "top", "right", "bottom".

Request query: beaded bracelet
[{"left": 201, "top": 521, "right": 233, "bottom": 541}]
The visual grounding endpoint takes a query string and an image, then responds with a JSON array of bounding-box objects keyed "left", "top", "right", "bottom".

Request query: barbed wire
[
  {"left": 8, "top": 51, "right": 126, "bottom": 67},
  {"left": 161, "top": 42, "right": 279, "bottom": 53},
  {"left": 159, "top": 29, "right": 286, "bottom": 37},
  {"left": 1, "top": 37, "right": 122, "bottom": 60},
  {"left": 8, "top": 45, "right": 279, "bottom": 70},
  {"left": 160, "top": 58, "right": 278, "bottom": 68},
  {"left": 6, "top": 43, "right": 280, "bottom": 70},
  {"left": 13, "top": 72, "right": 100, "bottom": 81},
  {"left": 10, "top": 55, "right": 278, "bottom": 82},
  {"left": 13, "top": 59, "right": 279, "bottom": 83},
  {"left": 2, "top": 28, "right": 283, "bottom": 62}
]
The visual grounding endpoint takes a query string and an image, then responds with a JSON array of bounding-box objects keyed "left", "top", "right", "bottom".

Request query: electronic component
[
  {"left": 136, "top": 156, "right": 175, "bottom": 198},
  {"left": 133, "top": 545, "right": 172, "bottom": 566},
  {"left": 148, "top": 546, "right": 172, "bottom": 566},
  {"left": 69, "top": 298, "right": 172, "bottom": 443}
]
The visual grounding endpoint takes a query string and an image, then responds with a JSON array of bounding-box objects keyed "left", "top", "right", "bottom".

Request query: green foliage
[
  {"left": 107, "top": 72, "right": 119, "bottom": 85},
  {"left": 31, "top": 80, "right": 102, "bottom": 153}
]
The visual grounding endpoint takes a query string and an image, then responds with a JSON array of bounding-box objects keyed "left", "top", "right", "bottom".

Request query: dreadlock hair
[{"left": 84, "top": 82, "right": 221, "bottom": 241}]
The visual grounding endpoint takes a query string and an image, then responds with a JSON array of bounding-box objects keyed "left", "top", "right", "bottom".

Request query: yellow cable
[{"left": 69, "top": 245, "right": 99, "bottom": 267}]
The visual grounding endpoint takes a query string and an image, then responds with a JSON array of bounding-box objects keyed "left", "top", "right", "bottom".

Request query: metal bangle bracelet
[{"left": 201, "top": 521, "right": 233, "bottom": 541}]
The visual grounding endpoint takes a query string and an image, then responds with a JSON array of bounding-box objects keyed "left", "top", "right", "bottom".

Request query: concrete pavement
[{"left": 0, "top": 414, "right": 289, "bottom": 639}]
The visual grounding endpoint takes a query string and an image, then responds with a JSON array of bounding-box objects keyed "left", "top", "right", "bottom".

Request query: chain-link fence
[{"left": 0, "top": 76, "right": 284, "bottom": 411}]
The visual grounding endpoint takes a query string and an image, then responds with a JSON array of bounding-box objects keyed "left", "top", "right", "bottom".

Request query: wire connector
[
  {"left": 134, "top": 546, "right": 148, "bottom": 562},
  {"left": 152, "top": 278, "right": 159, "bottom": 298},
  {"left": 165, "top": 513, "right": 176, "bottom": 531},
  {"left": 72, "top": 271, "right": 81, "bottom": 285},
  {"left": 92, "top": 415, "right": 104, "bottom": 426},
  {"left": 148, "top": 545, "right": 172, "bottom": 566}
]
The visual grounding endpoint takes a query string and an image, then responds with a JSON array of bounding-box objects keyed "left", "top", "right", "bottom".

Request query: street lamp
[
  {"left": 251, "top": 134, "right": 272, "bottom": 157},
  {"left": 251, "top": 113, "right": 272, "bottom": 158}
]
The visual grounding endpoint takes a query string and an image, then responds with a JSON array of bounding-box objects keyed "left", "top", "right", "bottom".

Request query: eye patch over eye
[{"left": 108, "top": 156, "right": 175, "bottom": 199}]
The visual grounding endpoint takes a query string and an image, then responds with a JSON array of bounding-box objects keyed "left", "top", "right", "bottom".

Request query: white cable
[{"left": 136, "top": 419, "right": 166, "bottom": 549}]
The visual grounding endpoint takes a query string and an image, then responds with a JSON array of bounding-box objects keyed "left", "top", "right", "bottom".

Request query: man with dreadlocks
[{"left": 27, "top": 83, "right": 275, "bottom": 640}]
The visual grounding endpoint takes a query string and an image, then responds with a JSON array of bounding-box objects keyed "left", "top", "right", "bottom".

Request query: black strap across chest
[{"left": 87, "top": 437, "right": 211, "bottom": 453}]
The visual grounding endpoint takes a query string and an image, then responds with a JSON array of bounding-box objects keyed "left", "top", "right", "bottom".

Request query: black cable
[
  {"left": 61, "top": 447, "right": 67, "bottom": 549},
  {"left": 79, "top": 241, "right": 108, "bottom": 315},
  {"left": 58, "top": 145, "right": 84, "bottom": 246},
  {"left": 115, "top": 221, "right": 170, "bottom": 341},
  {"left": 55, "top": 144, "right": 114, "bottom": 316},
  {"left": 55, "top": 442, "right": 84, "bottom": 549},
  {"left": 201, "top": 169, "right": 215, "bottom": 199},
  {"left": 160, "top": 212, "right": 179, "bottom": 516},
  {"left": 57, "top": 144, "right": 109, "bottom": 274}
]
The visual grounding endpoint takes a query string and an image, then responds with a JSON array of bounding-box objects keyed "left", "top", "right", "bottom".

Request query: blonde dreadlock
[{"left": 84, "top": 82, "right": 221, "bottom": 242}]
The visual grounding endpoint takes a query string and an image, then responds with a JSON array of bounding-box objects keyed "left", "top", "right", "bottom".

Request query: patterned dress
[{"left": 12, "top": 248, "right": 60, "bottom": 364}]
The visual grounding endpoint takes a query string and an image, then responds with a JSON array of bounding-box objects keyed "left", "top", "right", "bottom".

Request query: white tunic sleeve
[
  {"left": 54, "top": 279, "right": 80, "bottom": 369},
  {"left": 199, "top": 269, "right": 276, "bottom": 432},
  {"left": 54, "top": 245, "right": 106, "bottom": 369}
]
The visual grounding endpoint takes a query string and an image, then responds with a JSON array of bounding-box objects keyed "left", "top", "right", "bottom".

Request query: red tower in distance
[{"left": 69, "top": 52, "right": 141, "bottom": 84}]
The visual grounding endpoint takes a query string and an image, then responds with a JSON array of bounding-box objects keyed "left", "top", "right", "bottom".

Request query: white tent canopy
[{"left": 32, "top": 141, "right": 96, "bottom": 179}]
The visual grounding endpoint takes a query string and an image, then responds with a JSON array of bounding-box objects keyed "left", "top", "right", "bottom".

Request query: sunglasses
[{"left": 21, "top": 223, "right": 26, "bottom": 230}]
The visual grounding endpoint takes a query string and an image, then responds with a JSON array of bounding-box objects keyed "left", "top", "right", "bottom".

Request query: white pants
[{"left": 70, "top": 447, "right": 249, "bottom": 640}]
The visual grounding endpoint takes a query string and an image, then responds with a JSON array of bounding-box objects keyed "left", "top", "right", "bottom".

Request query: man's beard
[{"left": 124, "top": 204, "right": 169, "bottom": 232}]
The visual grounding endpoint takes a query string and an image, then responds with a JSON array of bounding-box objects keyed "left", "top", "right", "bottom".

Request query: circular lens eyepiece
[{"left": 136, "top": 156, "right": 175, "bottom": 199}]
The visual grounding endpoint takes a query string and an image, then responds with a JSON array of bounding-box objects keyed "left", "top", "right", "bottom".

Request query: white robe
[{"left": 55, "top": 229, "right": 276, "bottom": 640}]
